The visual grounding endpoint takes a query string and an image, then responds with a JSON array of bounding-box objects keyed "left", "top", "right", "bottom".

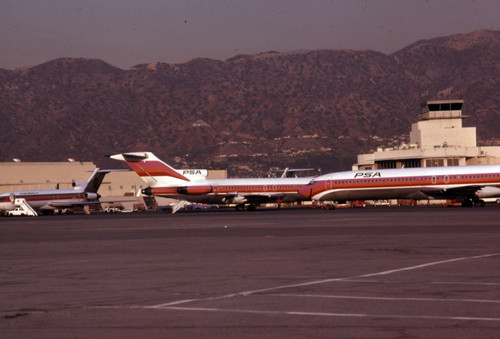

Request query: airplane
[
  {"left": 108, "top": 152, "right": 314, "bottom": 213},
  {"left": 0, "top": 168, "right": 114, "bottom": 216},
  {"left": 298, "top": 164, "right": 500, "bottom": 208}
]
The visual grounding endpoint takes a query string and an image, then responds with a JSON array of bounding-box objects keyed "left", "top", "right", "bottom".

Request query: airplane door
[
  {"left": 325, "top": 177, "right": 333, "bottom": 190},
  {"left": 213, "top": 185, "right": 218, "bottom": 195}
]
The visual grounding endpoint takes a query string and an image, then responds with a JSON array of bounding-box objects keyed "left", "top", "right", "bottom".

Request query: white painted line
[
  {"left": 333, "top": 279, "right": 500, "bottom": 286},
  {"left": 152, "top": 252, "right": 500, "bottom": 308},
  {"left": 165, "top": 306, "right": 500, "bottom": 322},
  {"left": 432, "top": 281, "right": 500, "bottom": 286},
  {"left": 269, "top": 293, "right": 500, "bottom": 304},
  {"left": 229, "top": 252, "right": 500, "bottom": 297}
]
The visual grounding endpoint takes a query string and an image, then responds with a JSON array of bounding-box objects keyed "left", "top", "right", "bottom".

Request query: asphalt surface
[{"left": 1, "top": 206, "right": 500, "bottom": 338}]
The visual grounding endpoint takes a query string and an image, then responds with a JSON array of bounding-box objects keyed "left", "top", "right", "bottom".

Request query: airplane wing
[
  {"left": 47, "top": 200, "right": 102, "bottom": 207},
  {"left": 421, "top": 185, "right": 484, "bottom": 199},
  {"left": 224, "top": 192, "right": 286, "bottom": 205}
]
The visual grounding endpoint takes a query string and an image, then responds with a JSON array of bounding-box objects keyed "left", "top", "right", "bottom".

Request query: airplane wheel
[
  {"left": 235, "top": 204, "right": 245, "bottom": 212},
  {"left": 247, "top": 204, "right": 256, "bottom": 212},
  {"left": 474, "top": 200, "right": 486, "bottom": 207},
  {"left": 461, "top": 199, "right": 473, "bottom": 208}
]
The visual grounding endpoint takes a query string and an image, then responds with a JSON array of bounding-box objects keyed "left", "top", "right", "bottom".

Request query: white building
[{"left": 354, "top": 99, "right": 500, "bottom": 170}]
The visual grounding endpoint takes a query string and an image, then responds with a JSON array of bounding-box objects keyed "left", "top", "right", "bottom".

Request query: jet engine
[
  {"left": 177, "top": 185, "right": 212, "bottom": 195},
  {"left": 83, "top": 192, "right": 100, "bottom": 200},
  {"left": 142, "top": 187, "right": 153, "bottom": 195}
]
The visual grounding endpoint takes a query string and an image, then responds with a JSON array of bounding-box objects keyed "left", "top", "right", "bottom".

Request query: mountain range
[{"left": 1, "top": 29, "right": 499, "bottom": 176}]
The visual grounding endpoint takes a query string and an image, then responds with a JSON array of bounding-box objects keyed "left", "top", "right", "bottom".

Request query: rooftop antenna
[{"left": 420, "top": 91, "right": 429, "bottom": 113}]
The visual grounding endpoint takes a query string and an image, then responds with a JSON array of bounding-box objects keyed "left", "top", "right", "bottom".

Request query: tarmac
[{"left": 1, "top": 205, "right": 500, "bottom": 338}]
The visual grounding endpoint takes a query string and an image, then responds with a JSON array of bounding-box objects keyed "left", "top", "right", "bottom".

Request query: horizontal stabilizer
[
  {"left": 106, "top": 153, "right": 149, "bottom": 162},
  {"left": 97, "top": 169, "right": 131, "bottom": 173}
]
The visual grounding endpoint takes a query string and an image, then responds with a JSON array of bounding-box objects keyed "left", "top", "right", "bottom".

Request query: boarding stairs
[
  {"left": 14, "top": 198, "right": 38, "bottom": 216},
  {"left": 171, "top": 200, "right": 189, "bottom": 214}
]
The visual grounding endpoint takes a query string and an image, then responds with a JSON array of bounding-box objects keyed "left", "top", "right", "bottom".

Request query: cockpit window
[{"left": 307, "top": 180, "right": 316, "bottom": 185}]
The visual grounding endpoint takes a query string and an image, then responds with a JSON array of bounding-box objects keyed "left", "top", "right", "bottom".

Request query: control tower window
[
  {"left": 428, "top": 104, "right": 439, "bottom": 111},
  {"left": 451, "top": 103, "right": 462, "bottom": 110},
  {"left": 440, "top": 103, "right": 450, "bottom": 110}
]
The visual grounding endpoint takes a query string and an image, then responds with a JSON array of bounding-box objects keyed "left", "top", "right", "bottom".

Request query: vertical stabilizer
[
  {"left": 84, "top": 168, "right": 106, "bottom": 193},
  {"left": 108, "top": 152, "right": 190, "bottom": 187}
]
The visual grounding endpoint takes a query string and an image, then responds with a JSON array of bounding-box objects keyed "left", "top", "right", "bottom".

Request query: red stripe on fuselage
[
  {"left": 7, "top": 193, "right": 85, "bottom": 202},
  {"left": 307, "top": 172, "right": 500, "bottom": 198}
]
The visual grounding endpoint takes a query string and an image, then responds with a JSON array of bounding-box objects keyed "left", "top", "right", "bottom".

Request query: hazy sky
[{"left": 1, "top": 0, "right": 499, "bottom": 70}]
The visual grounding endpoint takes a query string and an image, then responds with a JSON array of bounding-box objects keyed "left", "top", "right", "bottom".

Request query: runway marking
[
  {"left": 152, "top": 252, "right": 500, "bottom": 308},
  {"left": 164, "top": 306, "right": 500, "bottom": 322},
  {"left": 337, "top": 279, "right": 500, "bottom": 286},
  {"left": 269, "top": 293, "right": 500, "bottom": 304},
  {"left": 433, "top": 281, "right": 500, "bottom": 286},
  {"left": 89, "top": 253, "right": 500, "bottom": 323}
]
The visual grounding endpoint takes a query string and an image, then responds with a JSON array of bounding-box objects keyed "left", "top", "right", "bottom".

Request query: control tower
[
  {"left": 410, "top": 99, "right": 476, "bottom": 150},
  {"left": 353, "top": 99, "right": 500, "bottom": 170}
]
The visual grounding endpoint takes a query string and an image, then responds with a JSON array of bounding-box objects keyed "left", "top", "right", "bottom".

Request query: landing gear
[
  {"left": 461, "top": 198, "right": 474, "bottom": 208},
  {"left": 474, "top": 199, "right": 486, "bottom": 208},
  {"left": 234, "top": 203, "right": 257, "bottom": 212},
  {"left": 460, "top": 197, "right": 485, "bottom": 208}
]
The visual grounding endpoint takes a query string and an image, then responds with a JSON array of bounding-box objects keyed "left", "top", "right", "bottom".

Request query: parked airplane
[
  {"left": 298, "top": 164, "right": 500, "bottom": 207},
  {"left": 0, "top": 168, "right": 113, "bottom": 216},
  {"left": 108, "top": 152, "right": 313, "bottom": 212}
]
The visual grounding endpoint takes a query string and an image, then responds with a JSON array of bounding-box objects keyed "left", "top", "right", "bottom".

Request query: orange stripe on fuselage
[
  {"left": 309, "top": 173, "right": 500, "bottom": 197},
  {"left": 151, "top": 187, "right": 179, "bottom": 195}
]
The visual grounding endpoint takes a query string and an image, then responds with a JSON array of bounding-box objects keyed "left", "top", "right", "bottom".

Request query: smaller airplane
[{"left": 0, "top": 168, "right": 114, "bottom": 216}]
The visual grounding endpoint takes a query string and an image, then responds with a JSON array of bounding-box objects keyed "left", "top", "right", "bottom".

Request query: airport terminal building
[{"left": 353, "top": 99, "right": 500, "bottom": 170}]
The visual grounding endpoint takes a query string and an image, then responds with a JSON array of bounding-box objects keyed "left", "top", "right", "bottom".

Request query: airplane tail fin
[
  {"left": 72, "top": 168, "right": 101, "bottom": 192},
  {"left": 107, "top": 152, "right": 190, "bottom": 187},
  {"left": 73, "top": 168, "right": 126, "bottom": 193},
  {"left": 83, "top": 169, "right": 107, "bottom": 193}
]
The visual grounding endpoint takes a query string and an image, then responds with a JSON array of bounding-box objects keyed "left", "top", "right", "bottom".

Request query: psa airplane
[
  {"left": 108, "top": 152, "right": 313, "bottom": 212},
  {"left": 298, "top": 164, "right": 500, "bottom": 207},
  {"left": 0, "top": 168, "right": 113, "bottom": 216}
]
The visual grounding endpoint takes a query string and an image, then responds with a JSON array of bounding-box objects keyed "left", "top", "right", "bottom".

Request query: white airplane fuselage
[
  {"left": 145, "top": 177, "right": 313, "bottom": 204},
  {"left": 299, "top": 164, "right": 500, "bottom": 203},
  {"left": 0, "top": 189, "right": 99, "bottom": 211}
]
